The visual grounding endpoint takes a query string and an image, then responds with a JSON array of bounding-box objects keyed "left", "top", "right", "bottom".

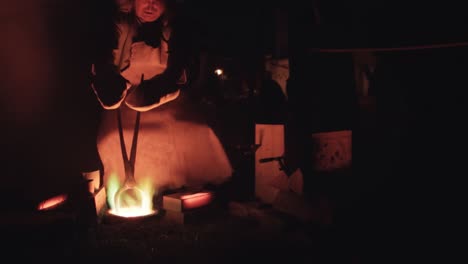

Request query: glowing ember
[{"left": 37, "top": 194, "right": 67, "bottom": 211}]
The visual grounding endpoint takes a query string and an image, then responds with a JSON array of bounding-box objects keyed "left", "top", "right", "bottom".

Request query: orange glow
[
  {"left": 108, "top": 208, "right": 156, "bottom": 218},
  {"left": 112, "top": 186, "right": 155, "bottom": 218},
  {"left": 37, "top": 194, "right": 67, "bottom": 211},
  {"left": 107, "top": 174, "right": 156, "bottom": 218},
  {"left": 181, "top": 192, "right": 213, "bottom": 210},
  {"left": 114, "top": 186, "right": 145, "bottom": 212}
]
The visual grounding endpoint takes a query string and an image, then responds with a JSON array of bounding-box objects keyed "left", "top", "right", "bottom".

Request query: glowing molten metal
[{"left": 107, "top": 173, "right": 156, "bottom": 218}]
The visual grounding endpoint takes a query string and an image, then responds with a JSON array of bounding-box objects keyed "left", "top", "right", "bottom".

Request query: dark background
[{"left": 1, "top": 3, "right": 465, "bottom": 257}]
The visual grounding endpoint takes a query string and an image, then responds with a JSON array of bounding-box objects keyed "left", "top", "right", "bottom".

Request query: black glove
[
  {"left": 91, "top": 64, "right": 128, "bottom": 108},
  {"left": 126, "top": 75, "right": 163, "bottom": 106},
  {"left": 125, "top": 75, "right": 181, "bottom": 111}
]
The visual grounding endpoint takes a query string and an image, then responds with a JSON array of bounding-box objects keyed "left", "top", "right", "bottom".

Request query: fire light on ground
[{"left": 107, "top": 173, "right": 156, "bottom": 218}]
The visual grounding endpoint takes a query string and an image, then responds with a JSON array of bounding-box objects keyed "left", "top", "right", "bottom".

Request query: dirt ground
[{"left": 5, "top": 198, "right": 366, "bottom": 264}]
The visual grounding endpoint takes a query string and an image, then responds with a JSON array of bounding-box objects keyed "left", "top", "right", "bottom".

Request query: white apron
[{"left": 96, "top": 24, "right": 233, "bottom": 199}]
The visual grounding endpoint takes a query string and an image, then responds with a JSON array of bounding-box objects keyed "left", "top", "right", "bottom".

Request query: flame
[
  {"left": 107, "top": 172, "right": 157, "bottom": 218},
  {"left": 106, "top": 172, "right": 120, "bottom": 210},
  {"left": 37, "top": 194, "right": 67, "bottom": 211}
]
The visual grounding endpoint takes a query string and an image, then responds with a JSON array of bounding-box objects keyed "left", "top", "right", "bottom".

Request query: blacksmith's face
[{"left": 135, "top": 0, "right": 165, "bottom": 23}]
